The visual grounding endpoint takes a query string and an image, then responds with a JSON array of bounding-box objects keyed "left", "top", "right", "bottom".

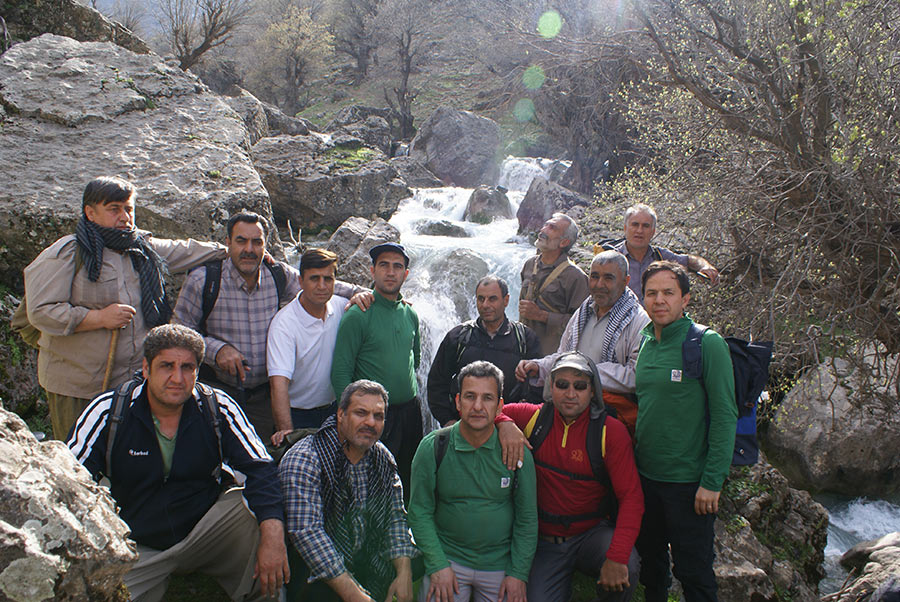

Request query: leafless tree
[
  {"left": 328, "top": 0, "right": 380, "bottom": 83},
  {"left": 157, "top": 0, "right": 253, "bottom": 70},
  {"left": 110, "top": 0, "right": 146, "bottom": 35}
]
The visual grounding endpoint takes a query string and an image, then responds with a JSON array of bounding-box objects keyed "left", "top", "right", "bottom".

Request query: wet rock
[
  {"left": 0, "top": 407, "right": 136, "bottom": 601},
  {"left": 3, "top": 0, "right": 150, "bottom": 54},
  {"left": 390, "top": 157, "right": 444, "bottom": 188},
  {"left": 224, "top": 89, "right": 270, "bottom": 145},
  {"left": 516, "top": 176, "right": 590, "bottom": 236},
  {"left": 414, "top": 220, "right": 470, "bottom": 238},
  {"left": 261, "top": 102, "right": 311, "bottom": 136},
  {"left": 765, "top": 351, "right": 900, "bottom": 496},
  {"left": 835, "top": 532, "right": 900, "bottom": 601},
  {"left": 324, "top": 217, "right": 401, "bottom": 287},
  {"left": 427, "top": 249, "right": 489, "bottom": 322},
  {"left": 463, "top": 186, "right": 512, "bottom": 223},
  {"left": 252, "top": 134, "right": 409, "bottom": 231},
  {"left": 409, "top": 107, "right": 500, "bottom": 187},
  {"left": 0, "top": 34, "right": 277, "bottom": 288}
]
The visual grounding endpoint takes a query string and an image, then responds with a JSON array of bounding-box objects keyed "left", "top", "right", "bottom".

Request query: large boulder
[
  {"left": 0, "top": 295, "right": 41, "bottom": 425},
  {"left": 835, "top": 532, "right": 900, "bottom": 601},
  {"left": 0, "top": 407, "right": 136, "bottom": 601},
  {"left": 224, "top": 90, "right": 270, "bottom": 145},
  {"left": 252, "top": 134, "right": 410, "bottom": 232},
  {"left": 714, "top": 460, "right": 829, "bottom": 602},
  {"left": 426, "top": 249, "right": 490, "bottom": 322},
  {"left": 323, "top": 217, "right": 401, "bottom": 287},
  {"left": 390, "top": 157, "right": 444, "bottom": 188},
  {"left": 414, "top": 220, "right": 470, "bottom": 238},
  {"left": 409, "top": 107, "right": 501, "bottom": 187},
  {"left": 463, "top": 186, "right": 513, "bottom": 223},
  {"left": 765, "top": 351, "right": 900, "bottom": 496},
  {"left": 0, "top": 35, "right": 277, "bottom": 288},
  {"left": 2, "top": 0, "right": 150, "bottom": 54},
  {"left": 516, "top": 176, "right": 590, "bottom": 236},
  {"left": 260, "top": 101, "right": 311, "bottom": 136},
  {"left": 326, "top": 106, "right": 393, "bottom": 155}
]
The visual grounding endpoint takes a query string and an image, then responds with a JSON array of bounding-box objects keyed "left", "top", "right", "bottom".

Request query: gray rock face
[
  {"left": 463, "top": 186, "right": 513, "bottom": 223},
  {"left": 765, "top": 352, "right": 900, "bottom": 496},
  {"left": 0, "top": 34, "right": 277, "bottom": 287},
  {"left": 409, "top": 107, "right": 501, "bottom": 187},
  {"left": 516, "top": 176, "right": 590, "bottom": 236},
  {"left": 3, "top": 0, "right": 150, "bottom": 54},
  {"left": 261, "top": 102, "right": 311, "bottom": 136},
  {"left": 390, "top": 157, "right": 443, "bottom": 188},
  {"left": 427, "top": 249, "right": 489, "bottom": 322},
  {"left": 0, "top": 295, "right": 41, "bottom": 423},
  {"left": 252, "top": 134, "right": 410, "bottom": 231},
  {"left": 837, "top": 532, "right": 900, "bottom": 601},
  {"left": 324, "top": 217, "right": 401, "bottom": 287},
  {"left": 224, "top": 90, "right": 270, "bottom": 145},
  {"left": 326, "top": 106, "right": 394, "bottom": 155},
  {"left": 715, "top": 461, "right": 828, "bottom": 602},
  {"left": 0, "top": 407, "right": 136, "bottom": 601},
  {"left": 414, "top": 220, "right": 470, "bottom": 238}
]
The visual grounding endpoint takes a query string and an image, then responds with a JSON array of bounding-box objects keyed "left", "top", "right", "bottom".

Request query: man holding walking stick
[{"left": 23, "top": 176, "right": 225, "bottom": 439}]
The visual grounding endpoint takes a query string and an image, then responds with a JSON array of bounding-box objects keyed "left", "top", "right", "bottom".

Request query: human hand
[
  {"left": 346, "top": 291, "right": 374, "bottom": 312},
  {"left": 215, "top": 345, "right": 248, "bottom": 382},
  {"left": 517, "top": 300, "right": 546, "bottom": 322},
  {"left": 271, "top": 429, "right": 293, "bottom": 447},
  {"left": 515, "top": 360, "right": 539, "bottom": 382},
  {"left": 253, "top": 519, "right": 289, "bottom": 598},
  {"left": 698, "top": 267, "right": 719, "bottom": 286},
  {"left": 694, "top": 486, "right": 721, "bottom": 515},
  {"left": 598, "top": 559, "right": 629, "bottom": 592},
  {"left": 426, "top": 567, "right": 458, "bottom": 602},
  {"left": 497, "top": 421, "right": 531, "bottom": 471},
  {"left": 99, "top": 303, "right": 136, "bottom": 329},
  {"left": 498, "top": 575, "right": 527, "bottom": 602}
]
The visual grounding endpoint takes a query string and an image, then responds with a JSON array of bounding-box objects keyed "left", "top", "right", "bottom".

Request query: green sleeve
[
  {"left": 507, "top": 448, "right": 538, "bottom": 581},
  {"left": 413, "top": 311, "right": 421, "bottom": 370},
  {"left": 407, "top": 433, "right": 450, "bottom": 575},
  {"left": 330, "top": 308, "right": 365, "bottom": 400},
  {"left": 699, "top": 331, "right": 738, "bottom": 491}
]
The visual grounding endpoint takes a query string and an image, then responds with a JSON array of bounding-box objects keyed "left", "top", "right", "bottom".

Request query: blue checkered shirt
[{"left": 279, "top": 436, "right": 417, "bottom": 583}]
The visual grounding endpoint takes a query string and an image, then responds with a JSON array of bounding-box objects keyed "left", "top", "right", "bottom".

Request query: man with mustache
[
  {"left": 519, "top": 213, "right": 589, "bottom": 354},
  {"left": 174, "top": 212, "right": 367, "bottom": 440},
  {"left": 280, "top": 379, "right": 417, "bottom": 602},
  {"left": 24, "top": 176, "right": 225, "bottom": 439}
]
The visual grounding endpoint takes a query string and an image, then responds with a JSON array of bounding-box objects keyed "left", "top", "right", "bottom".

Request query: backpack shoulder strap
[
  {"left": 265, "top": 261, "right": 289, "bottom": 306},
  {"left": 512, "top": 321, "right": 527, "bottom": 357},
  {"left": 682, "top": 322, "right": 708, "bottom": 381},
  {"left": 650, "top": 245, "right": 663, "bottom": 262},
  {"left": 105, "top": 379, "right": 141, "bottom": 480},
  {"left": 196, "top": 383, "right": 224, "bottom": 483},
  {"left": 454, "top": 321, "right": 477, "bottom": 366},
  {"left": 198, "top": 260, "right": 223, "bottom": 336},
  {"left": 525, "top": 403, "right": 554, "bottom": 452}
]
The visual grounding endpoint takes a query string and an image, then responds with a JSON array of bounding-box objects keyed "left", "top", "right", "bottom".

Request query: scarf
[
  {"left": 567, "top": 287, "right": 641, "bottom": 363},
  {"left": 75, "top": 215, "right": 172, "bottom": 328},
  {"left": 313, "top": 416, "right": 398, "bottom": 599}
]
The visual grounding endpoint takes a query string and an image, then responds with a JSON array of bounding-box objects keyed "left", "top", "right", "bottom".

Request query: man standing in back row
[
  {"left": 519, "top": 213, "right": 589, "bottom": 354},
  {"left": 331, "top": 242, "right": 421, "bottom": 495}
]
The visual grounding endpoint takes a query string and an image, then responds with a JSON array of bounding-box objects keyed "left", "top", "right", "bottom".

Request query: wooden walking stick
[{"left": 102, "top": 329, "right": 120, "bottom": 391}]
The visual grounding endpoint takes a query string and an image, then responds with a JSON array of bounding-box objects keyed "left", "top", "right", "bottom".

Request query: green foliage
[{"left": 325, "top": 145, "right": 378, "bottom": 169}]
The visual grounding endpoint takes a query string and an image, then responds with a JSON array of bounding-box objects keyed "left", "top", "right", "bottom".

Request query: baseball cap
[{"left": 369, "top": 242, "right": 410, "bottom": 266}]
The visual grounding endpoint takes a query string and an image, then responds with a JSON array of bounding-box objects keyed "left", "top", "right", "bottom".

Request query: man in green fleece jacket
[
  {"left": 409, "top": 360, "right": 537, "bottom": 602},
  {"left": 331, "top": 242, "right": 421, "bottom": 496},
  {"left": 634, "top": 261, "right": 736, "bottom": 602}
]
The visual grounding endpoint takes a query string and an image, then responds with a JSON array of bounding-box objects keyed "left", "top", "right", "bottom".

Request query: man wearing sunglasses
[{"left": 496, "top": 352, "right": 644, "bottom": 601}]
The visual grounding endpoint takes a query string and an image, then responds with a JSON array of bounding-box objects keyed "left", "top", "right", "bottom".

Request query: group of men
[{"left": 23, "top": 175, "right": 734, "bottom": 602}]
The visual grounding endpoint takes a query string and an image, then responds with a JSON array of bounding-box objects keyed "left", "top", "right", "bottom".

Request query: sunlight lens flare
[
  {"left": 522, "top": 65, "right": 546, "bottom": 90},
  {"left": 537, "top": 10, "right": 562, "bottom": 39},
  {"left": 512, "top": 98, "right": 536, "bottom": 122}
]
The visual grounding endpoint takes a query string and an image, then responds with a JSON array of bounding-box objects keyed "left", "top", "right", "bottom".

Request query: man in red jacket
[{"left": 497, "top": 352, "right": 644, "bottom": 601}]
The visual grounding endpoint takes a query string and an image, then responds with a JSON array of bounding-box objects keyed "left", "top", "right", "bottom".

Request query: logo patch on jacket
[
  {"left": 129, "top": 449, "right": 150, "bottom": 456},
  {"left": 671, "top": 369, "right": 682, "bottom": 382}
]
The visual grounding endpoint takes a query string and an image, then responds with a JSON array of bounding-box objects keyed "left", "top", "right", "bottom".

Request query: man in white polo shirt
[{"left": 267, "top": 248, "right": 351, "bottom": 445}]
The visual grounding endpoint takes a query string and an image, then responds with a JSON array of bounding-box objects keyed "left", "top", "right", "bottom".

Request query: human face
[
  {"left": 551, "top": 367, "right": 593, "bottom": 423},
  {"left": 535, "top": 217, "right": 570, "bottom": 252},
  {"left": 298, "top": 263, "right": 336, "bottom": 309},
  {"left": 84, "top": 196, "right": 135, "bottom": 230},
  {"left": 475, "top": 281, "right": 509, "bottom": 329},
  {"left": 589, "top": 261, "right": 629, "bottom": 313},
  {"left": 141, "top": 347, "right": 198, "bottom": 412},
  {"left": 643, "top": 270, "right": 690, "bottom": 329},
  {"left": 370, "top": 251, "right": 409, "bottom": 298},
  {"left": 455, "top": 375, "right": 502, "bottom": 435},
  {"left": 337, "top": 392, "right": 386, "bottom": 454},
  {"left": 624, "top": 211, "right": 656, "bottom": 251},
  {"left": 226, "top": 221, "right": 266, "bottom": 279}
]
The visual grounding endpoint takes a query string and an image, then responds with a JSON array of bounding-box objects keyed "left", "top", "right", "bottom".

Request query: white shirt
[{"left": 267, "top": 294, "right": 348, "bottom": 410}]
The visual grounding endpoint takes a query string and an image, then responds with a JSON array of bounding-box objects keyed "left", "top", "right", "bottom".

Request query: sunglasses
[{"left": 553, "top": 379, "right": 590, "bottom": 391}]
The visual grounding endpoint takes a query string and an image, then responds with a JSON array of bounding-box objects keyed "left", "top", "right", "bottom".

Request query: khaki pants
[
  {"left": 46, "top": 391, "right": 92, "bottom": 441},
  {"left": 126, "top": 487, "right": 276, "bottom": 602}
]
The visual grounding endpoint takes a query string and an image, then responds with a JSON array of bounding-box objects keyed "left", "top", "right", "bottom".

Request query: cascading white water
[{"left": 387, "top": 155, "right": 900, "bottom": 592}]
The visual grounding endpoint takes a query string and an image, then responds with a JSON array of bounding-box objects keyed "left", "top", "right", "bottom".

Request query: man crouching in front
[{"left": 68, "top": 323, "right": 288, "bottom": 601}]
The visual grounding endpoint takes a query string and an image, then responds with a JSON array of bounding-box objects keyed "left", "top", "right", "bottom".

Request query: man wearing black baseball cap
[{"left": 331, "top": 241, "right": 422, "bottom": 495}]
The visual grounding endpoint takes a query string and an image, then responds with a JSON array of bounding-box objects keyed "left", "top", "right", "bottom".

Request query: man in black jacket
[
  {"left": 427, "top": 275, "right": 542, "bottom": 426},
  {"left": 68, "top": 324, "right": 288, "bottom": 601}
]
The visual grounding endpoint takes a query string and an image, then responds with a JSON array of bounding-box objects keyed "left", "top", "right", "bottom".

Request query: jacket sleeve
[
  {"left": 507, "top": 448, "right": 538, "bottom": 581},
  {"left": 66, "top": 390, "right": 116, "bottom": 480},
  {"left": 171, "top": 266, "right": 227, "bottom": 367},
  {"left": 700, "top": 331, "right": 737, "bottom": 491},
  {"left": 544, "top": 266, "right": 589, "bottom": 333},
  {"left": 595, "top": 310, "right": 652, "bottom": 394},
  {"left": 523, "top": 324, "right": 544, "bottom": 359},
  {"left": 426, "top": 329, "right": 460, "bottom": 426},
  {"left": 407, "top": 433, "right": 450, "bottom": 575},
  {"left": 149, "top": 237, "right": 226, "bottom": 274},
  {"left": 215, "top": 390, "right": 284, "bottom": 524},
  {"left": 413, "top": 311, "right": 421, "bottom": 370},
  {"left": 603, "top": 417, "right": 644, "bottom": 564},
  {"left": 330, "top": 308, "right": 365, "bottom": 401},
  {"left": 24, "top": 238, "right": 91, "bottom": 336}
]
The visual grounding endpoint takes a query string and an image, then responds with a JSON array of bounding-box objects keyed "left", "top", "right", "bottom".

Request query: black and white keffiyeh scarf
[
  {"left": 566, "top": 287, "right": 642, "bottom": 363},
  {"left": 75, "top": 215, "right": 172, "bottom": 327}
]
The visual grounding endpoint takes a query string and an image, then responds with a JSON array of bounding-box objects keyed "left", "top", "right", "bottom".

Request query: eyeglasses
[{"left": 553, "top": 379, "right": 590, "bottom": 391}]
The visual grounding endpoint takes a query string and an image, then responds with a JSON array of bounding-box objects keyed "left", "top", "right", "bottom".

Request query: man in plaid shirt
[
  {"left": 173, "top": 212, "right": 366, "bottom": 441},
  {"left": 279, "top": 379, "right": 417, "bottom": 602}
]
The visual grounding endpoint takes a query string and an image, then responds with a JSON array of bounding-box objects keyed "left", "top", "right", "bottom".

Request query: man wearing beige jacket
[{"left": 24, "top": 176, "right": 224, "bottom": 439}]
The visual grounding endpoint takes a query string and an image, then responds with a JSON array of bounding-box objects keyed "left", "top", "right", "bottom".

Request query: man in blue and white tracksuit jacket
[{"left": 67, "top": 323, "right": 288, "bottom": 601}]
